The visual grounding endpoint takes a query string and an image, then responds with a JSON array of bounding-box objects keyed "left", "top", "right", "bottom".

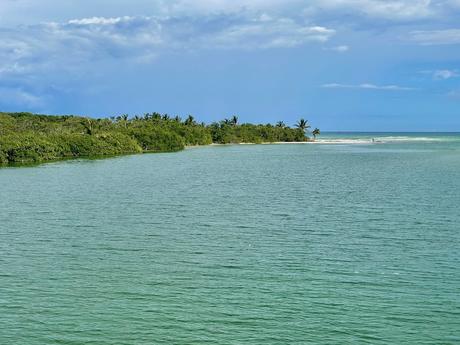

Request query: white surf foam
[{"left": 315, "top": 136, "right": 447, "bottom": 144}]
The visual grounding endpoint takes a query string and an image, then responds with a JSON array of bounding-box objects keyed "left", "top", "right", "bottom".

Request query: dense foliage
[{"left": 0, "top": 112, "right": 315, "bottom": 164}]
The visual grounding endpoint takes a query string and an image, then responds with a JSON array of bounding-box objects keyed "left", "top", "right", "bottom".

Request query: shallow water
[{"left": 1, "top": 134, "right": 460, "bottom": 344}]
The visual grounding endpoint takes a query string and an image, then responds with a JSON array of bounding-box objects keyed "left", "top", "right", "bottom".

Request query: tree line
[{"left": 0, "top": 112, "right": 320, "bottom": 164}]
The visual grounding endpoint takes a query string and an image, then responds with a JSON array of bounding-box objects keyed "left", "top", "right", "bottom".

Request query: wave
[
  {"left": 314, "top": 139, "right": 372, "bottom": 144},
  {"left": 374, "top": 136, "right": 445, "bottom": 142},
  {"left": 316, "top": 136, "right": 451, "bottom": 144}
]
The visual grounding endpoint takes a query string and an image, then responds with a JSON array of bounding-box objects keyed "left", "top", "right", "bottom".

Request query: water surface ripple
[{"left": 1, "top": 136, "right": 460, "bottom": 344}]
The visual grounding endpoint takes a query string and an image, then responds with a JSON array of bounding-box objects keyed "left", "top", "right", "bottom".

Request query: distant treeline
[{"left": 0, "top": 112, "right": 320, "bottom": 164}]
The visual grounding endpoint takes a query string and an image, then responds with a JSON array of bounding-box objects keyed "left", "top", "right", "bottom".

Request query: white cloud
[
  {"left": 0, "top": 13, "right": 337, "bottom": 111},
  {"left": 67, "top": 16, "right": 131, "bottom": 25},
  {"left": 0, "top": 87, "right": 44, "bottom": 108},
  {"left": 0, "top": 14, "right": 335, "bottom": 79},
  {"left": 325, "top": 45, "right": 350, "bottom": 52},
  {"left": 322, "top": 83, "right": 416, "bottom": 90},
  {"left": 409, "top": 29, "right": 460, "bottom": 45},
  {"left": 161, "top": 0, "right": 304, "bottom": 15},
  {"left": 0, "top": 0, "right": 455, "bottom": 28},
  {"left": 0, "top": 63, "right": 29, "bottom": 76},
  {"left": 421, "top": 69, "right": 459, "bottom": 79},
  {"left": 447, "top": 0, "right": 460, "bottom": 7},
  {"left": 208, "top": 20, "right": 335, "bottom": 49},
  {"left": 304, "top": 0, "right": 435, "bottom": 20},
  {"left": 433, "top": 69, "right": 459, "bottom": 79},
  {"left": 0, "top": 17, "right": 162, "bottom": 80},
  {"left": 164, "top": 0, "right": 457, "bottom": 23}
]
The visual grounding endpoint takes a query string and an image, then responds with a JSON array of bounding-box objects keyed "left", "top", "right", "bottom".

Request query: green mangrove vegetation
[{"left": 0, "top": 112, "right": 318, "bottom": 165}]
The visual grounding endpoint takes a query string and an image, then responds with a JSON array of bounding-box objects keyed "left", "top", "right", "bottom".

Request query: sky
[{"left": 0, "top": 0, "right": 459, "bottom": 131}]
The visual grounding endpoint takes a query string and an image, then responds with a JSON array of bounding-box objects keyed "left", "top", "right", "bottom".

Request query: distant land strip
[{"left": 0, "top": 112, "right": 320, "bottom": 165}]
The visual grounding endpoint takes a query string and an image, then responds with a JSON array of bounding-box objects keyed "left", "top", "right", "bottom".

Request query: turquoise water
[{"left": 1, "top": 133, "right": 460, "bottom": 344}]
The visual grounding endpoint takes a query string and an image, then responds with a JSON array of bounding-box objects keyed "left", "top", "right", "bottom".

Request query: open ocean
[{"left": 1, "top": 133, "right": 459, "bottom": 344}]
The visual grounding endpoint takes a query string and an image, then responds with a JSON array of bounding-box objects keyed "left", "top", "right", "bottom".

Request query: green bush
[
  {"left": 0, "top": 134, "right": 59, "bottom": 163},
  {"left": 0, "top": 112, "right": 313, "bottom": 165},
  {"left": 129, "top": 126, "right": 185, "bottom": 152}
]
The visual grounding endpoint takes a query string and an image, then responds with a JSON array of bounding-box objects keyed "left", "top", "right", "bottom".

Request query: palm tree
[
  {"left": 115, "top": 114, "right": 129, "bottom": 128},
  {"left": 210, "top": 122, "right": 220, "bottom": 129},
  {"left": 184, "top": 115, "right": 195, "bottom": 126},
  {"left": 276, "top": 121, "right": 285, "bottom": 128},
  {"left": 312, "top": 128, "right": 321, "bottom": 140},
  {"left": 162, "top": 114, "right": 170, "bottom": 121},
  {"left": 222, "top": 118, "right": 232, "bottom": 126},
  {"left": 82, "top": 118, "right": 94, "bottom": 135},
  {"left": 231, "top": 115, "right": 238, "bottom": 126},
  {"left": 173, "top": 116, "right": 182, "bottom": 123},
  {"left": 295, "top": 118, "right": 311, "bottom": 132}
]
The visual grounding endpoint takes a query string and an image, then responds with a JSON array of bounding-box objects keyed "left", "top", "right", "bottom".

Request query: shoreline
[
  {"left": 185, "top": 142, "right": 312, "bottom": 149},
  {"left": 2, "top": 135, "right": 455, "bottom": 168},
  {"left": 2, "top": 141, "right": 321, "bottom": 168}
]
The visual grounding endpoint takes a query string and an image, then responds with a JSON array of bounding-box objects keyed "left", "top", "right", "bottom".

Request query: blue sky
[{"left": 0, "top": 0, "right": 459, "bottom": 130}]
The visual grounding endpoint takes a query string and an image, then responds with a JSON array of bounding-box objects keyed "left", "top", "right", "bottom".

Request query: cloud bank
[
  {"left": 0, "top": 0, "right": 458, "bottom": 118},
  {"left": 410, "top": 29, "right": 460, "bottom": 45},
  {"left": 322, "top": 83, "right": 416, "bottom": 90},
  {"left": 2, "top": 0, "right": 458, "bottom": 25},
  {"left": 0, "top": 14, "right": 335, "bottom": 77},
  {"left": 421, "top": 69, "right": 460, "bottom": 79}
]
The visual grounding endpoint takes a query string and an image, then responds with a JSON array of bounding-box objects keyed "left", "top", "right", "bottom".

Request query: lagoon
[{"left": 1, "top": 134, "right": 460, "bottom": 344}]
